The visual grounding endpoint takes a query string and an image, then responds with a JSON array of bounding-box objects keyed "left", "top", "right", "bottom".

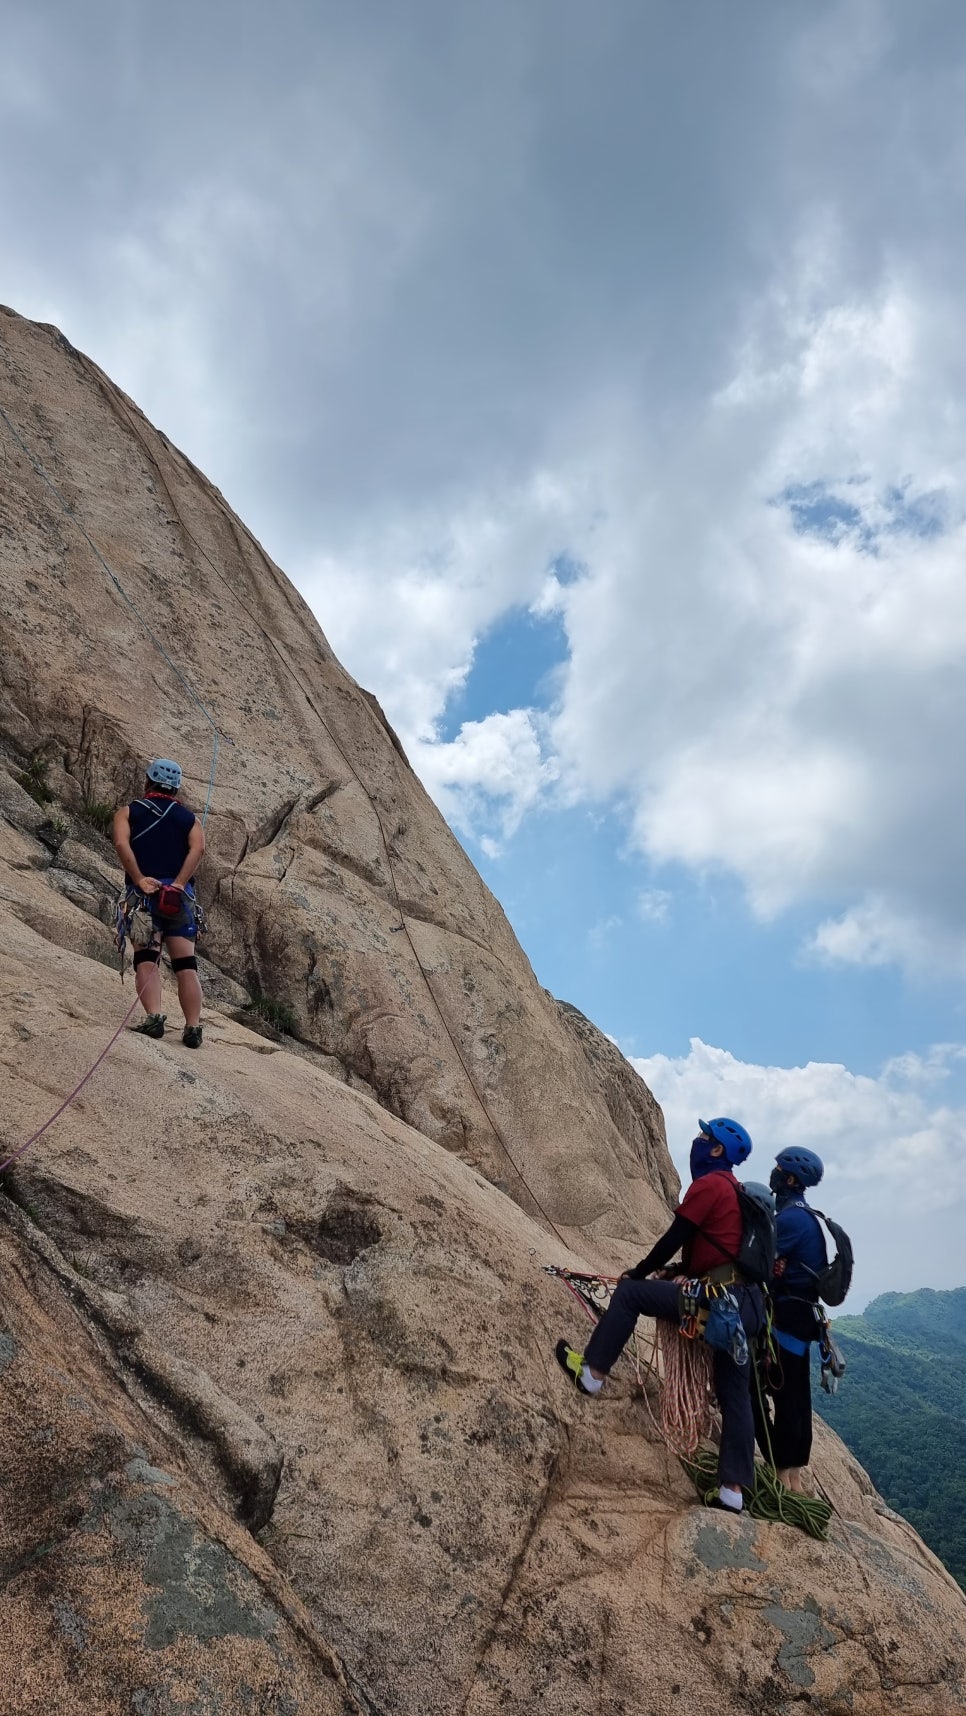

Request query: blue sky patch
[
  {"left": 881, "top": 483, "right": 946, "bottom": 540},
  {"left": 458, "top": 798, "right": 966, "bottom": 1082},
  {"left": 439, "top": 603, "right": 570, "bottom": 739},
  {"left": 781, "top": 480, "right": 874, "bottom": 547},
  {"left": 780, "top": 479, "right": 947, "bottom": 549}
]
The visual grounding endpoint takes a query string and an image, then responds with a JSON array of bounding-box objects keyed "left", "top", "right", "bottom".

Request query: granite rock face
[
  {"left": 0, "top": 304, "right": 672, "bottom": 1265},
  {"left": 2, "top": 308, "right": 965, "bottom": 1713}
]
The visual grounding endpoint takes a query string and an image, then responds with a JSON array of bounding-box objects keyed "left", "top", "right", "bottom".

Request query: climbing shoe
[
  {"left": 181, "top": 1024, "right": 203, "bottom": 1049},
  {"left": 706, "top": 1491, "right": 744, "bottom": 1514},
  {"left": 132, "top": 1013, "right": 166, "bottom": 1039},
  {"left": 555, "top": 1339, "right": 598, "bottom": 1395}
]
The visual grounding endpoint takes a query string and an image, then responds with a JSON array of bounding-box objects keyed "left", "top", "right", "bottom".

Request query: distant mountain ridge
[{"left": 818, "top": 1287, "right": 966, "bottom": 1589}]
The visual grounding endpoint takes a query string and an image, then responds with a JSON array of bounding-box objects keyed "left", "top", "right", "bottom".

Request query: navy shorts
[{"left": 134, "top": 887, "right": 198, "bottom": 941}]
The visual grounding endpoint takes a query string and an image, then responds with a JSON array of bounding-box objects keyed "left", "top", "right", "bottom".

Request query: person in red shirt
[{"left": 556, "top": 1117, "right": 763, "bottom": 1512}]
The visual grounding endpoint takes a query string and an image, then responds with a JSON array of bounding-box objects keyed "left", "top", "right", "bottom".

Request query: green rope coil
[{"left": 683, "top": 1447, "right": 832, "bottom": 1541}]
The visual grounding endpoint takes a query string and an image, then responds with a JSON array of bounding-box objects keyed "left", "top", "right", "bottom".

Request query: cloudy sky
[{"left": 4, "top": 0, "right": 966, "bottom": 1305}]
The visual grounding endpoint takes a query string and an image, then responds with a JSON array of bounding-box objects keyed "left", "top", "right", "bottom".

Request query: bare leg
[
  {"left": 777, "top": 1467, "right": 805, "bottom": 1493},
  {"left": 167, "top": 935, "right": 202, "bottom": 1027}
]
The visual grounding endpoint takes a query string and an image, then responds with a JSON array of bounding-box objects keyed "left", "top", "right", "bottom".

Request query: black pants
[
  {"left": 753, "top": 1298, "right": 816, "bottom": 1470},
  {"left": 582, "top": 1277, "right": 763, "bottom": 1490}
]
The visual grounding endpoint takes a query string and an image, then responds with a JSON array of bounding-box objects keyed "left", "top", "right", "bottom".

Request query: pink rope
[
  {"left": 551, "top": 1266, "right": 717, "bottom": 1457},
  {"left": 654, "top": 1319, "right": 716, "bottom": 1456},
  {"left": 0, "top": 994, "right": 143, "bottom": 1176}
]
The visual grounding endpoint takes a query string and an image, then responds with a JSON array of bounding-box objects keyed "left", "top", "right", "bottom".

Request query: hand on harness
[{"left": 135, "top": 877, "right": 185, "bottom": 917}]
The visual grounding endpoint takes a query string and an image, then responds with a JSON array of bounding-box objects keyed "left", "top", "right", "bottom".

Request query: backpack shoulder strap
[{"left": 691, "top": 1177, "right": 743, "bottom": 1266}]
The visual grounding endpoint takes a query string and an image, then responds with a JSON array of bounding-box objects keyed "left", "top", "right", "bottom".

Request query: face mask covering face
[{"left": 690, "top": 1135, "right": 723, "bottom": 1180}]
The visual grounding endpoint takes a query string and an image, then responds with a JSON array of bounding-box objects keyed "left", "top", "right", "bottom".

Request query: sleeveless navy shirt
[{"left": 126, "top": 793, "right": 196, "bottom": 884}]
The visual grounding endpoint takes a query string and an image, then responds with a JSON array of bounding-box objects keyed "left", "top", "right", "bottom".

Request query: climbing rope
[
  {"left": 682, "top": 1447, "right": 832, "bottom": 1540},
  {"left": 546, "top": 1263, "right": 832, "bottom": 1536},
  {"left": 4, "top": 350, "right": 568, "bottom": 1253},
  {"left": 89, "top": 365, "right": 574, "bottom": 1249},
  {"left": 651, "top": 1317, "right": 716, "bottom": 1458},
  {"left": 545, "top": 1265, "right": 718, "bottom": 1452},
  {"left": 544, "top": 1266, "right": 651, "bottom": 1387},
  {"left": 0, "top": 992, "right": 143, "bottom": 1177},
  {"left": 0, "top": 382, "right": 224, "bottom": 1176}
]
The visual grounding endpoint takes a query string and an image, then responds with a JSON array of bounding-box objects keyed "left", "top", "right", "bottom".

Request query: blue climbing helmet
[
  {"left": 774, "top": 1146, "right": 824, "bottom": 1188},
  {"left": 698, "top": 1116, "right": 753, "bottom": 1165},
  {"left": 146, "top": 757, "right": 183, "bottom": 791}
]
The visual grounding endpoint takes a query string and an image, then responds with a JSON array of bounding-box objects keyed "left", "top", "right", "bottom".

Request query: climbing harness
[{"left": 114, "top": 885, "right": 207, "bottom": 980}]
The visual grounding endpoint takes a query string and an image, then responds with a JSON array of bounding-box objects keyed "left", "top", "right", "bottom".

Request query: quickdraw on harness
[
  {"left": 815, "top": 1304, "right": 846, "bottom": 1394},
  {"left": 113, "top": 885, "right": 208, "bottom": 980},
  {"left": 767, "top": 1295, "right": 847, "bottom": 1395},
  {"left": 677, "top": 1277, "right": 709, "bottom": 1341},
  {"left": 677, "top": 1274, "right": 750, "bottom": 1366}
]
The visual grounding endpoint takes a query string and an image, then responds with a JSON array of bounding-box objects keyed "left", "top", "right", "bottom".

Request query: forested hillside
[{"left": 817, "top": 1288, "right": 966, "bottom": 1589}]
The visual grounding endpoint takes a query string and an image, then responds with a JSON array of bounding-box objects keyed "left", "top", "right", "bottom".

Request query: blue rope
[{"left": 0, "top": 401, "right": 220, "bottom": 824}]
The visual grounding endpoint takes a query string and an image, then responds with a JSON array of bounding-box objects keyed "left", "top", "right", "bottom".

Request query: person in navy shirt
[
  {"left": 113, "top": 758, "right": 206, "bottom": 1047},
  {"left": 753, "top": 1147, "right": 827, "bottom": 1492},
  {"left": 556, "top": 1118, "right": 763, "bottom": 1513}
]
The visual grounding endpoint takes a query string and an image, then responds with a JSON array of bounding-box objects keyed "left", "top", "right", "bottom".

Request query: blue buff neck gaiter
[{"left": 690, "top": 1136, "right": 727, "bottom": 1181}]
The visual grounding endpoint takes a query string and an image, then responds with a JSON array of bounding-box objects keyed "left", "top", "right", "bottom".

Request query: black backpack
[
  {"left": 705, "top": 1183, "right": 777, "bottom": 1287},
  {"left": 805, "top": 1211, "right": 854, "bottom": 1307},
  {"left": 733, "top": 1184, "right": 778, "bottom": 1286}
]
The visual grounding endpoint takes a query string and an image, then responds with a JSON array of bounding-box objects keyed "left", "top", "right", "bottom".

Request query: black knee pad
[
  {"left": 171, "top": 955, "right": 198, "bottom": 973},
  {"left": 133, "top": 947, "right": 162, "bottom": 969}
]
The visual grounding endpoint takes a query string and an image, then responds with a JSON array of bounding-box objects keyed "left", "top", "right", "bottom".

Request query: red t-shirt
[{"left": 677, "top": 1170, "right": 742, "bottom": 1275}]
